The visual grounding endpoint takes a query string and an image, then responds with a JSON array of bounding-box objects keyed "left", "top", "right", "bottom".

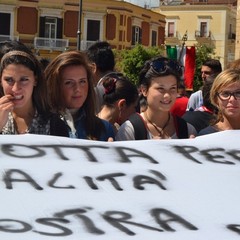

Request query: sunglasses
[{"left": 150, "top": 58, "right": 183, "bottom": 75}]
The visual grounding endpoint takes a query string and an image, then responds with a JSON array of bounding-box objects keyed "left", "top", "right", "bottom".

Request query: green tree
[
  {"left": 115, "top": 44, "right": 164, "bottom": 86},
  {"left": 114, "top": 43, "right": 218, "bottom": 91}
]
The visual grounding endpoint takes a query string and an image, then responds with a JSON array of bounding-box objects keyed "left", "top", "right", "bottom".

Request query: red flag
[{"left": 184, "top": 47, "right": 195, "bottom": 91}]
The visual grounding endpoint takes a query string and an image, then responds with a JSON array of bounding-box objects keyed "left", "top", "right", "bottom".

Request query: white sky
[{"left": 124, "top": 0, "right": 159, "bottom": 7}]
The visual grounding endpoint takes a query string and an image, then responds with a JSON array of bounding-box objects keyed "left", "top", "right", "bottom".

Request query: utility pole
[{"left": 77, "top": 0, "right": 83, "bottom": 51}]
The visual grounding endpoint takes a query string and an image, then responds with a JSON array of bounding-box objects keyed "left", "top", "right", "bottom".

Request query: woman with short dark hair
[{"left": 116, "top": 56, "right": 196, "bottom": 140}]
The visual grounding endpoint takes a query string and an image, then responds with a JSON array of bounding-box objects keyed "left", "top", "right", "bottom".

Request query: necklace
[{"left": 145, "top": 112, "right": 171, "bottom": 137}]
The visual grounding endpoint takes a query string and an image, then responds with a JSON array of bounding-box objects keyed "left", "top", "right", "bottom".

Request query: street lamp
[{"left": 77, "top": 0, "right": 83, "bottom": 50}]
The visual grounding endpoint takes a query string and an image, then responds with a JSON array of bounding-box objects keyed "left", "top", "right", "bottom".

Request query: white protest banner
[{"left": 0, "top": 130, "right": 240, "bottom": 240}]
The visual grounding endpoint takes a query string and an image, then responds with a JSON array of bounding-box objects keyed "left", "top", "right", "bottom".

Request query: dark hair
[
  {"left": 39, "top": 57, "right": 51, "bottom": 70},
  {"left": 0, "top": 40, "right": 32, "bottom": 60},
  {"left": 202, "top": 59, "right": 222, "bottom": 74},
  {"left": 138, "top": 93, "right": 148, "bottom": 112},
  {"left": 178, "top": 80, "right": 186, "bottom": 89},
  {"left": 0, "top": 50, "right": 49, "bottom": 114},
  {"left": 202, "top": 80, "right": 217, "bottom": 113},
  {"left": 139, "top": 56, "right": 182, "bottom": 89},
  {"left": 44, "top": 50, "right": 106, "bottom": 140},
  {"left": 86, "top": 41, "right": 115, "bottom": 73},
  {"left": 102, "top": 74, "right": 138, "bottom": 107}
]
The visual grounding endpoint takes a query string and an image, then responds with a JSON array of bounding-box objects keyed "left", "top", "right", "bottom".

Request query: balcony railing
[
  {"left": 34, "top": 37, "right": 69, "bottom": 51},
  {"left": 0, "top": 35, "right": 19, "bottom": 42},
  {"left": 80, "top": 40, "right": 96, "bottom": 50},
  {"left": 165, "top": 31, "right": 180, "bottom": 38},
  {"left": 195, "top": 30, "right": 211, "bottom": 38}
]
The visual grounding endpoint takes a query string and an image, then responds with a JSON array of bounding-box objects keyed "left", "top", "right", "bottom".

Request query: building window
[
  {"left": 196, "top": 17, "right": 210, "bottom": 38},
  {"left": 167, "top": 22, "right": 175, "bottom": 37},
  {"left": 87, "top": 20, "right": 100, "bottom": 41},
  {"left": 45, "top": 17, "right": 57, "bottom": 38},
  {"left": 228, "top": 23, "right": 235, "bottom": 39},
  {"left": 200, "top": 21, "right": 208, "bottom": 37},
  {"left": 151, "top": 30, "right": 157, "bottom": 46},
  {"left": 0, "top": 12, "right": 10, "bottom": 36},
  {"left": 39, "top": 16, "right": 63, "bottom": 39},
  {"left": 132, "top": 26, "right": 142, "bottom": 45}
]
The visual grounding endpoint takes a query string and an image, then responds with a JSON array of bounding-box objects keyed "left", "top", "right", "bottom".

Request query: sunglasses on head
[{"left": 150, "top": 57, "right": 182, "bottom": 75}]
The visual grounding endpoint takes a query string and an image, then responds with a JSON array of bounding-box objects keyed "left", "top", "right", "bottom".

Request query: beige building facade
[
  {"left": 0, "top": 0, "right": 166, "bottom": 58},
  {"left": 153, "top": 4, "right": 236, "bottom": 69},
  {"left": 235, "top": 0, "right": 240, "bottom": 59}
]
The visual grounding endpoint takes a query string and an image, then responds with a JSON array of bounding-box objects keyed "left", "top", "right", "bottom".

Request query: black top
[
  {"left": 197, "top": 125, "right": 218, "bottom": 136},
  {"left": 50, "top": 113, "right": 69, "bottom": 137},
  {"left": 182, "top": 111, "right": 214, "bottom": 133}
]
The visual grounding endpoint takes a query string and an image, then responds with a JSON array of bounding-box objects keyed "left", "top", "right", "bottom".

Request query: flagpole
[{"left": 178, "top": 30, "right": 188, "bottom": 63}]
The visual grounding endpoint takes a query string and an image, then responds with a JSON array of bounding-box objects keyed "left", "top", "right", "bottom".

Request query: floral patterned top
[{"left": 1, "top": 111, "right": 68, "bottom": 137}]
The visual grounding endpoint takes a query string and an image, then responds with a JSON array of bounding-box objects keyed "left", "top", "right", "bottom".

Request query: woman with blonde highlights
[
  {"left": 198, "top": 68, "right": 240, "bottom": 135},
  {"left": 45, "top": 50, "right": 114, "bottom": 141}
]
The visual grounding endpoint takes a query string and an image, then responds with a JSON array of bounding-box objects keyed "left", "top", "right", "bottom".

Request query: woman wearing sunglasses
[
  {"left": 198, "top": 68, "right": 240, "bottom": 136},
  {"left": 116, "top": 56, "right": 197, "bottom": 140}
]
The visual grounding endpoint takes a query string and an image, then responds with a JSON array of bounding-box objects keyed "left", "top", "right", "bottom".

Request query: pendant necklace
[{"left": 145, "top": 112, "right": 171, "bottom": 137}]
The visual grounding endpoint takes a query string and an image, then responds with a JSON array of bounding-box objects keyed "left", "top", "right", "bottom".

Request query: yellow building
[
  {"left": 0, "top": 0, "right": 165, "bottom": 58},
  {"left": 153, "top": 4, "right": 236, "bottom": 68},
  {"left": 235, "top": 0, "right": 240, "bottom": 59}
]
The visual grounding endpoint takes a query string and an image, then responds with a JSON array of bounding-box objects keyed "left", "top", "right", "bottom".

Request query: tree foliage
[
  {"left": 114, "top": 43, "right": 218, "bottom": 91},
  {"left": 114, "top": 44, "right": 165, "bottom": 86}
]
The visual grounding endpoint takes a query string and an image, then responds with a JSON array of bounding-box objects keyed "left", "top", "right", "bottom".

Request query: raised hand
[{"left": 0, "top": 94, "right": 15, "bottom": 131}]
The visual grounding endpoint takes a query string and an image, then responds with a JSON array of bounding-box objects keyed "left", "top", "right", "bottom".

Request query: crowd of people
[{"left": 1, "top": 40, "right": 240, "bottom": 141}]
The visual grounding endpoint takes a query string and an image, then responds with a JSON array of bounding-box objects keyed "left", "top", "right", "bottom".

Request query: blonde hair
[
  {"left": 227, "top": 59, "right": 240, "bottom": 70},
  {"left": 210, "top": 68, "right": 240, "bottom": 122},
  {"left": 210, "top": 69, "right": 240, "bottom": 106}
]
